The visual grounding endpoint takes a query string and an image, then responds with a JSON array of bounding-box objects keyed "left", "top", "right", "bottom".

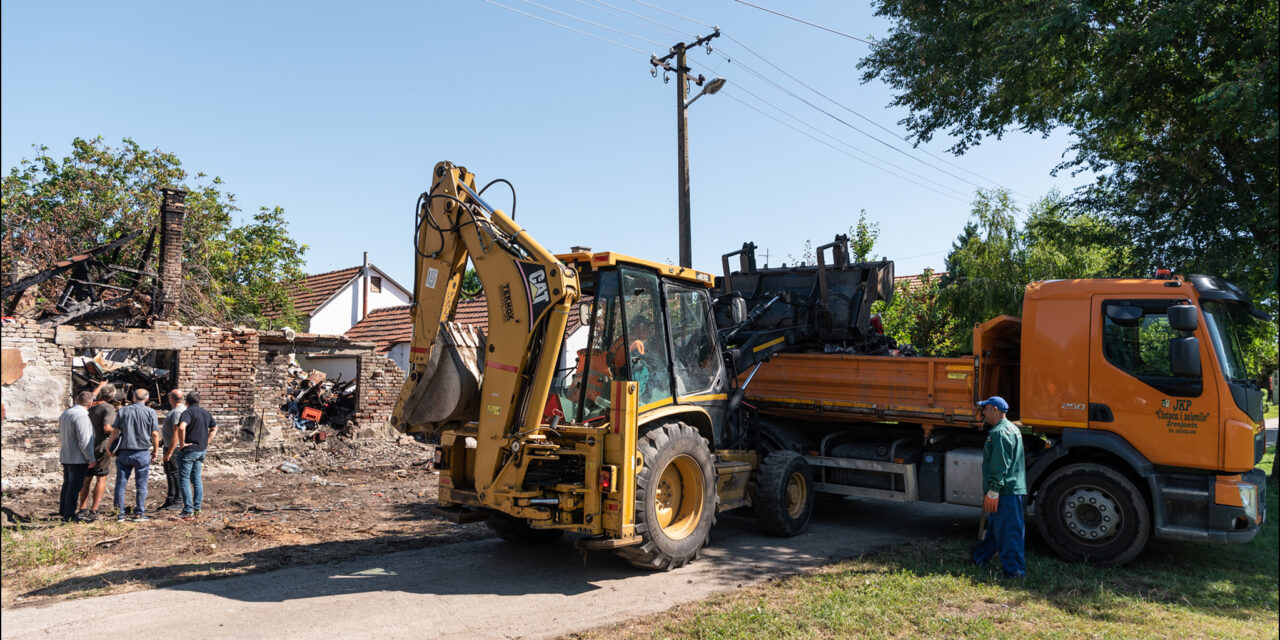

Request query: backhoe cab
[{"left": 391, "top": 162, "right": 751, "bottom": 569}]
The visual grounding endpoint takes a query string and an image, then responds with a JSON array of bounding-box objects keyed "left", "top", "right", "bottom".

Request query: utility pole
[{"left": 652, "top": 29, "right": 721, "bottom": 269}]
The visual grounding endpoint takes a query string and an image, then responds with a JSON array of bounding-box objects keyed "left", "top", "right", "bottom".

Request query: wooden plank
[{"left": 54, "top": 327, "right": 197, "bottom": 349}]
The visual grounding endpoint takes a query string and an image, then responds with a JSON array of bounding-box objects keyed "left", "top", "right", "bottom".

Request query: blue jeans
[
  {"left": 178, "top": 449, "right": 207, "bottom": 514},
  {"left": 113, "top": 449, "right": 151, "bottom": 515},
  {"left": 973, "top": 494, "right": 1026, "bottom": 578}
]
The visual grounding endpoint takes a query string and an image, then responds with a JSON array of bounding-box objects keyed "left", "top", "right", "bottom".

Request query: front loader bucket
[{"left": 392, "top": 321, "right": 485, "bottom": 437}]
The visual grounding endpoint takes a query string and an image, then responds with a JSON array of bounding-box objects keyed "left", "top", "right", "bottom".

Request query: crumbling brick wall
[
  {"left": 1, "top": 321, "right": 72, "bottom": 422},
  {"left": 254, "top": 346, "right": 296, "bottom": 443},
  {"left": 354, "top": 353, "right": 405, "bottom": 437},
  {"left": 175, "top": 327, "right": 258, "bottom": 440}
]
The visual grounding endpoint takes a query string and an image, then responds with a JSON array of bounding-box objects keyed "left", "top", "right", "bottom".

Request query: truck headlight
[{"left": 1238, "top": 484, "right": 1258, "bottom": 522}]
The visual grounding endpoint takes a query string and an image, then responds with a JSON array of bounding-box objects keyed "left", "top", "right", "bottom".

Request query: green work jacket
[{"left": 982, "top": 418, "right": 1027, "bottom": 496}]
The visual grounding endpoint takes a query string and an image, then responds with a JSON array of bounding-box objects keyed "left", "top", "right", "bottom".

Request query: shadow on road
[{"left": 23, "top": 497, "right": 976, "bottom": 606}]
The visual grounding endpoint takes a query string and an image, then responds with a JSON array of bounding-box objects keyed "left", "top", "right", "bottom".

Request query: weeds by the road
[{"left": 571, "top": 448, "right": 1279, "bottom": 640}]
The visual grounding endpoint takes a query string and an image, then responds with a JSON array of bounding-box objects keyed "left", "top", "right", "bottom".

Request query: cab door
[{"left": 1088, "top": 296, "right": 1219, "bottom": 469}]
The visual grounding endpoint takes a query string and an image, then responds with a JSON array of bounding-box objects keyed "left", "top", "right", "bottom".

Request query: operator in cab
[{"left": 972, "top": 396, "right": 1027, "bottom": 579}]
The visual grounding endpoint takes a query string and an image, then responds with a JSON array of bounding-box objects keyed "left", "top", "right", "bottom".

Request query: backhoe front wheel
[{"left": 615, "top": 421, "right": 717, "bottom": 571}]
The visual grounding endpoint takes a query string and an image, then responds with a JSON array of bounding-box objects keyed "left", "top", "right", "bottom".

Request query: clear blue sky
[{"left": 2, "top": 1, "right": 1090, "bottom": 287}]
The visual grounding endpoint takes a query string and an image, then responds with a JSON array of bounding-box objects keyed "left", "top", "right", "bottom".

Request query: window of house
[{"left": 370, "top": 276, "right": 382, "bottom": 293}]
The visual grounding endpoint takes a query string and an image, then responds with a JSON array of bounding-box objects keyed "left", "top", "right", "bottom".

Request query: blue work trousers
[
  {"left": 972, "top": 494, "right": 1026, "bottom": 578},
  {"left": 178, "top": 449, "right": 207, "bottom": 514},
  {"left": 113, "top": 449, "right": 151, "bottom": 515}
]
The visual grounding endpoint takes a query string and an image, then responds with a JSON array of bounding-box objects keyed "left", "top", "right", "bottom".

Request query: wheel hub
[
  {"left": 785, "top": 471, "right": 807, "bottom": 519},
  {"left": 1062, "top": 487, "right": 1120, "bottom": 541},
  {"left": 653, "top": 454, "right": 704, "bottom": 540}
]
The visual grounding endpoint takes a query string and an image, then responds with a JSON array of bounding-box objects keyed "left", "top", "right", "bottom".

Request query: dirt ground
[{"left": 0, "top": 436, "right": 491, "bottom": 608}]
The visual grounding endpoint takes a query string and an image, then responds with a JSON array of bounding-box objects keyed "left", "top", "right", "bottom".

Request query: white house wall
[
  {"left": 309, "top": 267, "right": 411, "bottom": 335},
  {"left": 296, "top": 354, "right": 358, "bottom": 385},
  {"left": 385, "top": 343, "right": 411, "bottom": 375}
]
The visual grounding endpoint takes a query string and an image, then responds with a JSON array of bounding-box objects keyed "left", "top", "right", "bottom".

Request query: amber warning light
[{"left": 1155, "top": 269, "right": 1173, "bottom": 279}]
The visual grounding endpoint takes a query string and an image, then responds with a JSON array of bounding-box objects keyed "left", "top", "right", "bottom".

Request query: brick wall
[
  {"left": 354, "top": 353, "right": 405, "bottom": 438},
  {"left": 175, "top": 327, "right": 258, "bottom": 444},
  {"left": 254, "top": 346, "right": 296, "bottom": 443},
  {"left": 1, "top": 321, "right": 72, "bottom": 422}
]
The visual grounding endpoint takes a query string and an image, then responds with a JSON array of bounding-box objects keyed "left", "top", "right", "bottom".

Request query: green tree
[
  {"left": 942, "top": 189, "right": 1131, "bottom": 351},
  {"left": 860, "top": 0, "right": 1278, "bottom": 311},
  {"left": 848, "top": 209, "right": 880, "bottom": 262},
  {"left": 1, "top": 137, "right": 307, "bottom": 328},
  {"left": 874, "top": 268, "right": 960, "bottom": 356}
]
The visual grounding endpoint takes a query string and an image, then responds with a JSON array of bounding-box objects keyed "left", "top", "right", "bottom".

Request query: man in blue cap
[{"left": 972, "top": 395, "right": 1027, "bottom": 578}]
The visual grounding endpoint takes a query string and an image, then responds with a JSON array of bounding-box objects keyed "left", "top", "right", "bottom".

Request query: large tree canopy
[
  {"left": 2, "top": 137, "right": 308, "bottom": 328},
  {"left": 861, "top": 0, "right": 1278, "bottom": 309}
]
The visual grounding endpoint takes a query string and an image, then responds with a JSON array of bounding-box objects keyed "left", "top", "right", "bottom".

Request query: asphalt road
[{"left": 2, "top": 499, "right": 976, "bottom": 640}]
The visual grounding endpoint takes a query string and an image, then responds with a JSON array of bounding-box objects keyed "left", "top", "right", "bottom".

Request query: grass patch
[
  {"left": 1, "top": 523, "right": 89, "bottom": 588},
  {"left": 572, "top": 449, "right": 1279, "bottom": 640},
  {"left": 1264, "top": 401, "right": 1278, "bottom": 421}
]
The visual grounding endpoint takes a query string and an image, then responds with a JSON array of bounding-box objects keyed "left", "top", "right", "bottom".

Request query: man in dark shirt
[
  {"left": 105, "top": 388, "right": 160, "bottom": 522},
  {"left": 77, "top": 383, "right": 117, "bottom": 522},
  {"left": 171, "top": 391, "right": 217, "bottom": 519}
]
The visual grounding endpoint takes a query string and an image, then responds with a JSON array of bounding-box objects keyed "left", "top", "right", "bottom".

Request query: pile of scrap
[
  {"left": 70, "top": 348, "right": 175, "bottom": 402},
  {"left": 283, "top": 367, "right": 358, "bottom": 431},
  {"left": 1, "top": 230, "right": 158, "bottom": 328}
]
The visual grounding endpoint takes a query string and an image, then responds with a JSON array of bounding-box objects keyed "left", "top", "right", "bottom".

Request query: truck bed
[{"left": 744, "top": 352, "right": 983, "bottom": 429}]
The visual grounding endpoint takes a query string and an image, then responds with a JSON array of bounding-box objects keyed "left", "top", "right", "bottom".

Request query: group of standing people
[{"left": 57, "top": 383, "right": 217, "bottom": 523}]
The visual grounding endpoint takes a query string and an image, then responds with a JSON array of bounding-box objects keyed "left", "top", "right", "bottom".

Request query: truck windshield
[{"left": 1200, "top": 300, "right": 1254, "bottom": 383}]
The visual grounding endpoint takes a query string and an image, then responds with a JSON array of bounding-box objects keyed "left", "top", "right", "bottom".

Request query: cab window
[
  {"left": 665, "top": 285, "right": 720, "bottom": 397},
  {"left": 1101, "top": 299, "right": 1201, "bottom": 397},
  {"left": 577, "top": 271, "right": 624, "bottom": 422},
  {"left": 621, "top": 269, "right": 674, "bottom": 408}
]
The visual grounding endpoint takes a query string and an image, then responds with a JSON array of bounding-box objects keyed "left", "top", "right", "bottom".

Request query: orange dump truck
[{"left": 722, "top": 248, "right": 1269, "bottom": 566}]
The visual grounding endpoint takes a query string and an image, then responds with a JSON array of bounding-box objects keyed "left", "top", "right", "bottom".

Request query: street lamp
[{"left": 685, "top": 77, "right": 726, "bottom": 108}]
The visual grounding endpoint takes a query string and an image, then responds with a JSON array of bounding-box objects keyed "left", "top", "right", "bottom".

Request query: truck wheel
[
  {"left": 615, "top": 421, "right": 717, "bottom": 571},
  {"left": 487, "top": 512, "right": 564, "bottom": 545},
  {"left": 1035, "top": 463, "right": 1150, "bottom": 567},
  {"left": 753, "top": 450, "right": 815, "bottom": 536}
]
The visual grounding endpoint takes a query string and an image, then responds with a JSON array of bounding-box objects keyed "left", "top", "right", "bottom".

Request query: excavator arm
[{"left": 392, "top": 161, "right": 579, "bottom": 497}]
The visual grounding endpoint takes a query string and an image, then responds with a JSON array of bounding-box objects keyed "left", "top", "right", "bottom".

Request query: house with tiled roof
[
  {"left": 894, "top": 269, "right": 947, "bottom": 292},
  {"left": 343, "top": 294, "right": 591, "bottom": 372},
  {"left": 269, "top": 262, "right": 412, "bottom": 335}
]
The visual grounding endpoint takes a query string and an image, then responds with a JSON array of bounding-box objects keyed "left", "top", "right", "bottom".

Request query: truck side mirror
[
  {"left": 579, "top": 302, "right": 592, "bottom": 327},
  {"left": 1105, "top": 305, "right": 1143, "bottom": 326},
  {"left": 1170, "top": 337, "right": 1201, "bottom": 377},
  {"left": 1167, "top": 304, "right": 1199, "bottom": 331},
  {"left": 727, "top": 297, "right": 747, "bottom": 326}
]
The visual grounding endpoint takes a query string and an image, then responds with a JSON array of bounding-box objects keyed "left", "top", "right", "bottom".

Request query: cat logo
[{"left": 527, "top": 269, "right": 549, "bottom": 304}]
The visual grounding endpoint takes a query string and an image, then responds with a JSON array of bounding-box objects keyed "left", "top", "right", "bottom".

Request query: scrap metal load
[{"left": 715, "top": 235, "right": 897, "bottom": 360}]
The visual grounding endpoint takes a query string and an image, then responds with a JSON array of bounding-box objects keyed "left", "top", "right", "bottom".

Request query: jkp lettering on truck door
[{"left": 1155, "top": 398, "right": 1209, "bottom": 434}]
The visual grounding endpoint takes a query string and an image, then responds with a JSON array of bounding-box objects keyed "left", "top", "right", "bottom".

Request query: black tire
[
  {"left": 1035, "top": 462, "right": 1151, "bottom": 566},
  {"left": 753, "top": 450, "right": 815, "bottom": 537},
  {"left": 615, "top": 421, "right": 717, "bottom": 571},
  {"left": 487, "top": 512, "right": 565, "bottom": 545}
]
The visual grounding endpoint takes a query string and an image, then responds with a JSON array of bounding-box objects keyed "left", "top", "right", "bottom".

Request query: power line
[
  {"left": 482, "top": 0, "right": 651, "bottom": 54},
  {"left": 730, "top": 0, "right": 878, "bottom": 46},
  {"left": 630, "top": 0, "right": 714, "bottom": 29},
  {"left": 720, "top": 90, "right": 968, "bottom": 203},
  {"left": 585, "top": 0, "right": 694, "bottom": 38},
  {"left": 725, "top": 82, "right": 970, "bottom": 200},
  {"left": 520, "top": 0, "right": 666, "bottom": 47},
  {"left": 719, "top": 33, "right": 1032, "bottom": 199},
  {"left": 704, "top": 50, "right": 1021, "bottom": 201}
]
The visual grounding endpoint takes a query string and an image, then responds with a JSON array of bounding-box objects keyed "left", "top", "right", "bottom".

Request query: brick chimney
[{"left": 154, "top": 188, "right": 187, "bottom": 321}]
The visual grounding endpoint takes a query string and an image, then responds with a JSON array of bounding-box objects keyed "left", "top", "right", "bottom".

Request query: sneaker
[
  {"left": 162, "top": 504, "right": 183, "bottom": 511},
  {"left": 117, "top": 514, "right": 128, "bottom": 522},
  {"left": 132, "top": 514, "right": 151, "bottom": 522},
  {"left": 179, "top": 512, "right": 195, "bottom": 520},
  {"left": 81, "top": 510, "right": 99, "bottom": 523}
]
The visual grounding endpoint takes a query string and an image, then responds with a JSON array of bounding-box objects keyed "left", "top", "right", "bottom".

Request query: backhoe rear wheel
[
  {"left": 753, "top": 450, "right": 815, "bottom": 537},
  {"left": 615, "top": 421, "right": 717, "bottom": 571},
  {"left": 487, "top": 512, "right": 565, "bottom": 545}
]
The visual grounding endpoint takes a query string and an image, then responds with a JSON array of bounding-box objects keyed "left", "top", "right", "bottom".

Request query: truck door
[{"left": 1089, "top": 296, "right": 1219, "bottom": 469}]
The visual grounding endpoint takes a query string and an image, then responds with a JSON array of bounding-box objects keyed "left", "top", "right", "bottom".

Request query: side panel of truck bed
[{"left": 745, "top": 353, "right": 983, "bottom": 428}]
